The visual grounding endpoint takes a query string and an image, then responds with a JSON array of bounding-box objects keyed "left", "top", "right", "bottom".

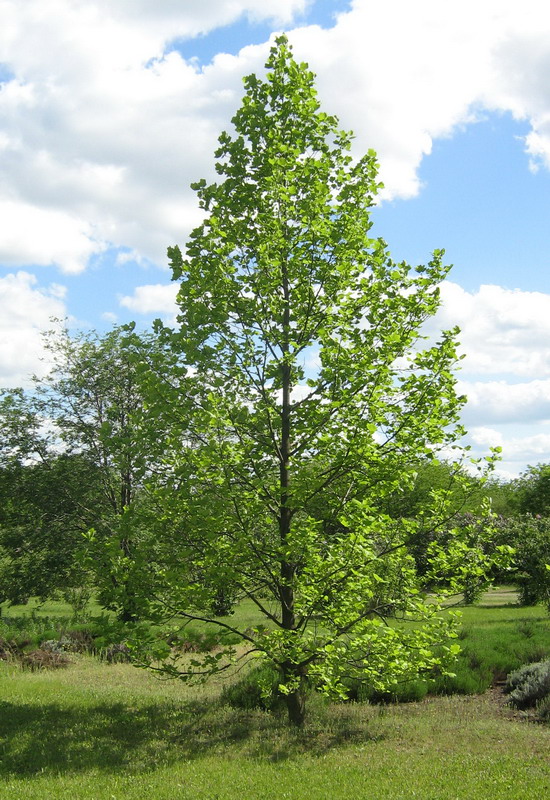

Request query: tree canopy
[
  {"left": 113, "top": 37, "right": 506, "bottom": 727},
  {"left": 0, "top": 325, "right": 158, "bottom": 618}
]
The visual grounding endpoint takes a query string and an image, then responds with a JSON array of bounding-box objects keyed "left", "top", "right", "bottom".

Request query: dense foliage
[
  {"left": 0, "top": 326, "right": 161, "bottom": 619},
  {"left": 103, "top": 37, "right": 510, "bottom": 727}
]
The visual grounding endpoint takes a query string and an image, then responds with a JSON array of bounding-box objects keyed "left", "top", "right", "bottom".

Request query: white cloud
[
  {"left": 2, "top": 0, "right": 550, "bottom": 478},
  {"left": 429, "top": 282, "right": 550, "bottom": 378},
  {"left": 289, "top": 1, "right": 550, "bottom": 196},
  {"left": 1, "top": 1, "right": 550, "bottom": 275},
  {"left": 120, "top": 282, "right": 179, "bottom": 315},
  {"left": 0, "top": 200, "right": 102, "bottom": 274},
  {"left": 422, "top": 281, "right": 550, "bottom": 474},
  {"left": 459, "top": 379, "right": 550, "bottom": 426},
  {"left": 0, "top": 272, "right": 67, "bottom": 387},
  {"left": 504, "top": 432, "right": 550, "bottom": 464},
  {"left": 93, "top": 0, "right": 309, "bottom": 35},
  {"left": 470, "top": 426, "right": 550, "bottom": 470},
  {"left": 0, "top": 1, "right": 310, "bottom": 275}
]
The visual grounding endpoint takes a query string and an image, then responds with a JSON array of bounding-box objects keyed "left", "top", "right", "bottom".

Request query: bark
[{"left": 285, "top": 681, "right": 307, "bottom": 727}]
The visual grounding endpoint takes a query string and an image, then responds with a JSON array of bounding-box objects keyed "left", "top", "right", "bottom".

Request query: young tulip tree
[{"left": 129, "top": 36, "right": 503, "bottom": 727}]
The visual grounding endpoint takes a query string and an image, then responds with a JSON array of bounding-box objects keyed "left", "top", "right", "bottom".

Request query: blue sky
[
  {"left": 374, "top": 114, "right": 550, "bottom": 295},
  {"left": 2, "top": 0, "right": 550, "bottom": 477}
]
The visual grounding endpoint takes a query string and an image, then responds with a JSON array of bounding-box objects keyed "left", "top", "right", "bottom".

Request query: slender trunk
[
  {"left": 279, "top": 259, "right": 307, "bottom": 728},
  {"left": 285, "top": 669, "right": 307, "bottom": 727},
  {"left": 279, "top": 258, "right": 294, "bottom": 633},
  {"left": 118, "top": 532, "right": 138, "bottom": 622},
  {"left": 280, "top": 357, "right": 294, "bottom": 631}
]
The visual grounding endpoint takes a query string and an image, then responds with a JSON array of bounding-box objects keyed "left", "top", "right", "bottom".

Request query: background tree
[
  {"left": 514, "top": 463, "right": 550, "bottom": 517},
  {"left": 0, "top": 388, "right": 45, "bottom": 466},
  {"left": 482, "top": 463, "right": 550, "bottom": 607},
  {"left": 0, "top": 326, "right": 159, "bottom": 619},
  {"left": 0, "top": 453, "right": 102, "bottom": 608},
  {"left": 100, "top": 37, "right": 505, "bottom": 727},
  {"left": 0, "top": 386, "right": 100, "bottom": 609}
]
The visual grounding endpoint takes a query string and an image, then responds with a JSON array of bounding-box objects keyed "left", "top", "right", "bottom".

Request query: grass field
[{"left": 0, "top": 588, "right": 549, "bottom": 799}]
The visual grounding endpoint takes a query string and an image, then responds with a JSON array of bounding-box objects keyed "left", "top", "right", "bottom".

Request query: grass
[
  {"left": 0, "top": 657, "right": 549, "bottom": 799},
  {"left": 0, "top": 587, "right": 549, "bottom": 798},
  {"left": 0, "top": 595, "right": 105, "bottom": 619}
]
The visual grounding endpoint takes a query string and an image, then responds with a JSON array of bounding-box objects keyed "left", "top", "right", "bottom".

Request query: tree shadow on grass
[{"left": 0, "top": 698, "right": 383, "bottom": 775}]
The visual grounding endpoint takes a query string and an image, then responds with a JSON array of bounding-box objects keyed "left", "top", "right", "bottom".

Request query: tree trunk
[
  {"left": 285, "top": 674, "right": 307, "bottom": 727},
  {"left": 279, "top": 255, "right": 306, "bottom": 726}
]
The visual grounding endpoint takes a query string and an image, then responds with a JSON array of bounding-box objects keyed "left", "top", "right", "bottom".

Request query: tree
[
  {"left": 491, "top": 515, "right": 550, "bottom": 607},
  {"left": 514, "top": 463, "right": 550, "bottom": 517},
  {"left": 124, "top": 37, "right": 504, "bottom": 727},
  {"left": 0, "top": 453, "right": 102, "bottom": 607},
  {"left": 0, "top": 387, "right": 45, "bottom": 467},
  {"left": 0, "top": 326, "right": 159, "bottom": 619}
]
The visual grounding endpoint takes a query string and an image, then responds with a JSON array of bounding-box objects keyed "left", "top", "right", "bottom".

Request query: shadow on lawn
[{"left": 0, "top": 698, "right": 380, "bottom": 775}]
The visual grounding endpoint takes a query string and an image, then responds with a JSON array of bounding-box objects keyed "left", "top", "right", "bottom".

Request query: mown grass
[
  {"left": 0, "top": 595, "right": 105, "bottom": 619},
  {"left": 0, "top": 656, "right": 549, "bottom": 800},
  {"left": 0, "top": 588, "right": 549, "bottom": 799}
]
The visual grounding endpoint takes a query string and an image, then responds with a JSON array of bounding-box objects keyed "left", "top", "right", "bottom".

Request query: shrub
[
  {"left": 63, "top": 628, "right": 96, "bottom": 653},
  {"left": 0, "top": 614, "right": 63, "bottom": 646},
  {"left": 346, "top": 677, "right": 429, "bottom": 704},
  {"left": 492, "top": 516, "right": 550, "bottom": 607},
  {"left": 220, "top": 662, "right": 284, "bottom": 711},
  {"left": 166, "top": 627, "right": 241, "bottom": 653},
  {"left": 462, "top": 578, "right": 486, "bottom": 606},
  {"left": 99, "top": 642, "right": 132, "bottom": 663},
  {"left": 537, "top": 695, "right": 550, "bottom": 723},
  {"left": 506, "top": 659, "right": 550, "bottom": 709},
  {"left": 209, "top": 585, "right": 237, "bottom": 617},
  {"left": 432, "top": 660, "right": 493, "bottom": 696},
  {"left": 19, "top": 648, "right": 71, "bottom": 671},
  {"left": 40, "top": 637, "right": 73, "bottom": 653},
  {"left": 0, "top": 637, "right": 17, "bottom": 661}
]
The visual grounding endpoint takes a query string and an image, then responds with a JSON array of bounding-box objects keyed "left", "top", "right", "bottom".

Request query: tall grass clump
[{"left": 433, "top": 618, "right": 550, "bottom": 695}]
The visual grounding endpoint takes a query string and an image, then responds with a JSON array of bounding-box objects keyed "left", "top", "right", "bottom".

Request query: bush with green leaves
[
  {"left": 514, "top": 463, "right": 550, "bottom": 516},
  {"left": 347, "top": 677, "right": 429, "bottom": 704},
  {"left": 506, "top": 659, "right": 550, "bottom": 709},
  {"left": 408, "top": 512, "right": 507, "bottom": 604},
  {"left": 492, "top": 516, "right": 550, "bottom": 607},
  {"left": 220, "top": 662, "right": 285, "bottom": 712}
]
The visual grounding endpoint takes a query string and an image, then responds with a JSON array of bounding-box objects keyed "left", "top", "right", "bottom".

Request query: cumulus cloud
[
  {"left": 0, "top": 272, "right": 67, "bottom": 387},
  {"left": 0, "top": 200, "right": 102, "bottom": 274},
  {"left": 0, "top": 0, "right": 298, "bottom": 274},
  {"left": 93, "top": 0, "right": 309, "bottom": 34},
  {"left": 458, "top": 379, "right": 550, "bottom": 426},
  {"left": 469, "top": 425, "right": 550, "bottom": 472},
  {"left": 3, "top": 0, "right": 550, "bottom": 476},
  {"left": 428, "top": 282, "right": 550, "bottom": 379},
  {"left": 1, "top": 1, "right": 550, "bottom": 274},
  {"left": 120, "top": 282, "right": 179, "bottom": 315},
  {"left": 412, "top": 280, "right": 550, "bottom": 473},
  {"left": 287, "top": 0, "right": 550, "bottom": 197}
]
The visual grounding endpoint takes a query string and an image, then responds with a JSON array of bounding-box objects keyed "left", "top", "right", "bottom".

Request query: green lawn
[
  {"left": 0, "top": 653, "right": 549, "bottom": 800},
  {"left": 1, "top": 588, "right": 550, "bottom": 798}
]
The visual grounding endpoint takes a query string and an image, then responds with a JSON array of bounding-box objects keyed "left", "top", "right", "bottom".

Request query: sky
[{"left": 1, "top": 0, "right": 550, "bottom": 478}]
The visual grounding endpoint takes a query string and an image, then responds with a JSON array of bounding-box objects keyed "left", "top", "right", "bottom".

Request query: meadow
[{"left": 0, "top": 587, "right": 549, "bottom": 800}]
